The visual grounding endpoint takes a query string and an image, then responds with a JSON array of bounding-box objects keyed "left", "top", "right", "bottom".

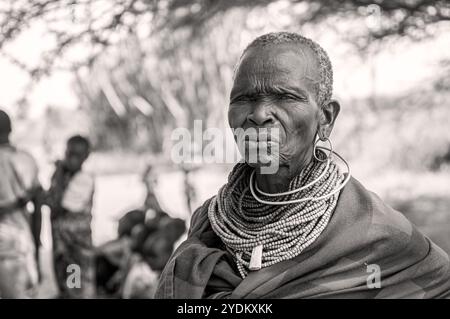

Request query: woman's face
[{"left": 228, "top": 43, "right": 322, "bottom": 173}]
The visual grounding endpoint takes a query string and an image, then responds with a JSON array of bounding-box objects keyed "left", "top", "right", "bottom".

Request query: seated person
[{"left": 95, "top": 208, "right": 186, "bottom": 297}]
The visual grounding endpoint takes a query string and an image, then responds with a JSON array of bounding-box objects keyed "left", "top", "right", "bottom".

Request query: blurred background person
[
  {"left": 45, "top": 135, "right": 95, "bottom": 298},
  {"left": 95, "top": 168, "right": 186, "bottom": 298},
  {"left": 142, "top": 165, "right": 163, "bottom": 212},
  {"left": 181, "top": 165, "right": 198, "bottom": 215},
  {"left": 0, "top": 109, "right": 43, "bottom": 298},
  {"left": 95, "top": 207, "right": 186, "bottom": 299}
]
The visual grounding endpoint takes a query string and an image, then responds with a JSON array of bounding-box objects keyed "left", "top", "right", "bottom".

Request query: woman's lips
[
  {"left": 240, "top": 140, "right": 280, "bottom": 159},
  {"left": 235, "top": 128, "right": 282, "bottom": 163},
  {"left": 238, "top": 129, "right": 281, "bottom": 143},
  {"left": 242, "top": 141, "right": 279, "bottom": 165}
]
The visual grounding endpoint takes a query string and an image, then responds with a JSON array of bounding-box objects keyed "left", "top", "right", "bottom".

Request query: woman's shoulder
[
  {"left": 346, "top": 177, "right": 410, "bottom": 221},
  {"left": 341, "top": 177, "right": 426, "bottom": 256}
]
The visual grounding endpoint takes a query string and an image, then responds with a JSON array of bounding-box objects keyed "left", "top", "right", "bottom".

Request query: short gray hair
[{"left": 238, "top": 32, "right": 333, "bottom": 107}]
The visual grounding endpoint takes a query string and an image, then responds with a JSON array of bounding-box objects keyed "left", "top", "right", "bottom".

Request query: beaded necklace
[{"left": 208, "top": 149, "right": 348, "bottom": 278}]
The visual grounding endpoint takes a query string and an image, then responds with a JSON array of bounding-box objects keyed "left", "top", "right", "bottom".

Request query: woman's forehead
[{"left": 232, "top": 44, "right": 320, "bottom": 94}]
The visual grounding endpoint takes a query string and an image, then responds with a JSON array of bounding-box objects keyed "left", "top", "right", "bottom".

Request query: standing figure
[
  {"left": 0, "top": 109, "right": 42, "bottom": 298},
  {"left": 46, "top": 135, "right": 95, "bottom": 298},
  {"left": 142, "top": 165, "right": 163, "bottom": 212},
  {"left": 181, "top": 165, "right": 197, "bottom": 215}
]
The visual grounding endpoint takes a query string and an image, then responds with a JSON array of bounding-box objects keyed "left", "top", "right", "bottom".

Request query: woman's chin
[{"left": 244, "top": 155, "right": 280, "bottom": 174}]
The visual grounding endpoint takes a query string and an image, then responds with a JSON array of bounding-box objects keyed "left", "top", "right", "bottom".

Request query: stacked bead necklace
[{"left": 208, "top": 148, "right": 349, "bottom": 278}]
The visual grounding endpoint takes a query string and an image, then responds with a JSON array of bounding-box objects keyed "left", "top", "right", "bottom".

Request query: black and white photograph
[{"left": 0, "top": 0, "right": 449, "bottom": 302}]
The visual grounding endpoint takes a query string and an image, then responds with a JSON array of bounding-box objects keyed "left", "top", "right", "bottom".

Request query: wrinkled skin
[{"left": 228, "top": 43, "right": 340, "bottom": 193}]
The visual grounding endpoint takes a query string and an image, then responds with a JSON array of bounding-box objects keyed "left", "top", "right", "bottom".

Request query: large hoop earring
[{"left": 313, "top": 137, "right": 332, "bottom": 162}]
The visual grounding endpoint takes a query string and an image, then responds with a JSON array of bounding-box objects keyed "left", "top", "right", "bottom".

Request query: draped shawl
[{"left": 155, "top": 177, "right": 450, "bottom": 299}]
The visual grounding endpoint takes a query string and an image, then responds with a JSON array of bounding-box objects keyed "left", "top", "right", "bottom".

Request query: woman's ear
[{"left": 319, "top": 100, "right": 340, "bottom": 139}]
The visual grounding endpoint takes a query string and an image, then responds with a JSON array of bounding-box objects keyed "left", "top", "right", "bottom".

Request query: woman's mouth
[
  {"left": 236, "top": 127, "right": 281, "bottom": 143},
  {"left": 235, "top": 128, "right": 281, "bottom": 165}
]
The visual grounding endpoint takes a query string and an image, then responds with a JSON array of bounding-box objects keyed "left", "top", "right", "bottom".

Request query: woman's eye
[
  {"left": 232, "top": 96, "right": 254, "bottom": 103},
  {"left": 277, "top": 94, "right": 296, "bottom": 101},
  {"left": 279, "top": 94, "right": 309, "bottom": 103}
]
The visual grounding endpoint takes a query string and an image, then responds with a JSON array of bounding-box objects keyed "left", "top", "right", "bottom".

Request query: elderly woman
[{"left": 156, "top": 32, "right": 450, "bottom": 299}]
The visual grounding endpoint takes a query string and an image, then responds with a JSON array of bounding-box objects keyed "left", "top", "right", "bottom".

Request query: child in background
[{"left": 46, "top": 135, "right": 95, "bottom": 298}]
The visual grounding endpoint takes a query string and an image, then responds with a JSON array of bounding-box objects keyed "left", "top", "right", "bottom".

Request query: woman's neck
[
  {"left": 255, "top": 150, "right": 314, "bottom": 193},
  {"left": 255, "top": 168, "right": 293, "bottom": 193}
]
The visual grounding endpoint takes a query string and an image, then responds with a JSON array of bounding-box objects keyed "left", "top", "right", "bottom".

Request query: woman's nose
[{"left": 247, "top": 103, "right": 275, "bottom": 127}]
